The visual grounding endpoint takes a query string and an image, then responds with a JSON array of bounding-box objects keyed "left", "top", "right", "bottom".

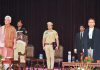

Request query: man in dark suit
[
  {"left": 74, "top": 25, "right": 85, "bottom": 61},
  {"left": 84, "top": 18, "right": 100, "bottom": 62}
]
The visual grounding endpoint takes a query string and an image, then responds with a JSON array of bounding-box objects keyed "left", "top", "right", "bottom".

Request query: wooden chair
[
  {"left": 26, "top": 45, "right": 34, "bottom": 68},
  {"left": 26, "top": 44, "right": 34, "bottom": 58},
  {"left": 19, "top": 52, "right": 26, "bottom": 70},
  {"left": 54, "top": 45, "right": 63, "bottom": 69}
]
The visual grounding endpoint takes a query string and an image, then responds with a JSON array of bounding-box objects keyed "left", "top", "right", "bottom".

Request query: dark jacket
[
  {"left": 75, "top": 32, "right": 84, "bottom": 51},
  {"left": 75, "top": 32, "right": 84, "bottom": 61},
  {"left": 83, "top": 28, "right": 100, "bottom": 62}
]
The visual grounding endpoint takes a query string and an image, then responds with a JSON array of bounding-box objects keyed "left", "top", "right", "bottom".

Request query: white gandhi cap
[
  {"left": 5, "top": 15, "right": 12, "bottom": 20},
  {"left": 47, "top": 22, "right": 53, "bottom": 25}
]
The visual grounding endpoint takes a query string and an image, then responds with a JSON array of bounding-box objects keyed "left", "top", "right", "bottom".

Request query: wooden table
[
  {"left": 31, "top": 58, "right": 46, "bottom": 69},
  {"left": 62, "top": 62, "right": 100, "bottom": 70}
]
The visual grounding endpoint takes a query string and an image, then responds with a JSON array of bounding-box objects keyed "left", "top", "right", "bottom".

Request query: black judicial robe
[{"left": 83, "top": 28, "right": 100, "bottom": 62}]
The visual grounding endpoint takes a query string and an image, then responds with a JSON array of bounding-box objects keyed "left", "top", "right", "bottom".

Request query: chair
[
  {"left": 26, "top": 44, "right": 34, "bottom": 58},
  {"left": 26, "top": 44, "right": 34, "bottom": 68},
  {"left": 54, "top": 45, "right": 63, "bottom": 69},
  {"left": 19, "top": 52, "right": 26, "bottom": 70}
]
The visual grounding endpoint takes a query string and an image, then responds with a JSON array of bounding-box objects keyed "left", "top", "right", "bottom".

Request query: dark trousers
[{"left": 87, "top": 39, "right": 94, "bottom": 49}]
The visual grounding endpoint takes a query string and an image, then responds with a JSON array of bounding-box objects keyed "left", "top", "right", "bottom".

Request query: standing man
[
  {"left": 16, "top": 20, "right": 28, "bottom": 43},
  {"left": 74, "top": 25, "right": 85, "bottom": 61},
  {"left": 84, "top": 18, "right": 100, "bottom": 62},
  {"left": 14, "top": 20, "right": 28, "bottom": 70},
  {"left": 2, "top": 15, "right": 16, "bottom": 59},
  {"left": 14, "top": 20, "right": 28, "bottom": 61},
  {"left": 42, "top": 22, "right": 59, "bottom": 70}
]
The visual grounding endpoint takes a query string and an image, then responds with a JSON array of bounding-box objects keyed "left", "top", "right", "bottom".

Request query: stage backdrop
[{"left": 0, "top": 0, "right": 100, "bottom": 61}]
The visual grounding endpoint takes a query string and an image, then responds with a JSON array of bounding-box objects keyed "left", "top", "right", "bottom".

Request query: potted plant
[
  {"left": 0, "top": 55, "right": 3, "bottom": 61},
  {"left": 84, "top": 56, "right": 93, "bottom": 63},
  {"left": 0, "top": 55, "right": 4, "bottom": 70}
]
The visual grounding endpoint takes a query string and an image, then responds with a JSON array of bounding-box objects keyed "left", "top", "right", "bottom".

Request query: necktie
[{"left": 80, "top": 32, "right": 82, "bottom": 39}]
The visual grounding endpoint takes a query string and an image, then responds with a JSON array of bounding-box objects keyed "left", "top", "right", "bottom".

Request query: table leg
[{"left": 62, "top": 65, "right": 64, "bottom": 70}]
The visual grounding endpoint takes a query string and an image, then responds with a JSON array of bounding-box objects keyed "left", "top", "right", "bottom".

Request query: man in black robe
[{"left": 84, "top": 18, "right": 100, "bottom": 62}]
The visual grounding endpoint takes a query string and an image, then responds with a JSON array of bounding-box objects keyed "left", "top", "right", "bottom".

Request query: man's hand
[
  {"left": 13, "top": 43, "right": 16, "bottom": 49},
  {"left": 55, "top": 47, "right": 59, "bottom": 50},
  {"left": 43, "top": 46, "right": 45, "bottom": 50},
  {"left": 13, "top": 45, "right": 16, "bottom": 49},
  {"left": 74, "top": 48, "right": 77, "bottom": 54}
]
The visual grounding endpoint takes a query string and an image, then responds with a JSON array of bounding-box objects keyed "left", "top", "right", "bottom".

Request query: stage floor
[{"left": 26, "top": 67, "right": 61, "bottom": 70}]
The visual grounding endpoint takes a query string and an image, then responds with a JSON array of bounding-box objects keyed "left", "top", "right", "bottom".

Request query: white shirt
[{"left": 89, "top": 27, "right": 94, "bottom": 39}]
